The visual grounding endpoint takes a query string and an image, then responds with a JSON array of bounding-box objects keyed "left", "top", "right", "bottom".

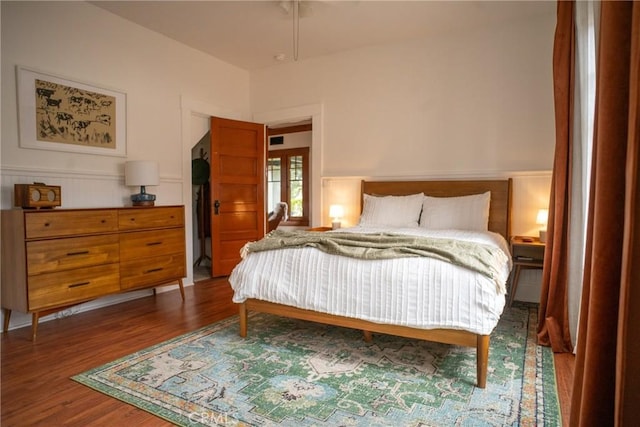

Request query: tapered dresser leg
[
  {"left": 31, "top": 312, "right": 40, "bottom": 342},
  {"left": 177, "top": 278, "right": 185, "bottom": 301},
  {"left": 3, "top": 308, "right": 11, "bottom": 333}
]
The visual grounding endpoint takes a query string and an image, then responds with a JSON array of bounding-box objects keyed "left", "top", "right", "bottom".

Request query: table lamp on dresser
[{"left": 125, "top": 160, "right": 159, "bottom": 206}]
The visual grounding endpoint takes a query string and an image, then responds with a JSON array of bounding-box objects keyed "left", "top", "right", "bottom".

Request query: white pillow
[
  {"left": 359, "top": 193, "right": 424, "bottom": 228},
  {"left": 420, "top": 191, "right": 491, "bottom": 231}
]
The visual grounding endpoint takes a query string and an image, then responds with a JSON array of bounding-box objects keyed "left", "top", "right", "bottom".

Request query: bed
[{"left": 229, "top": 179, "right": 512, "bottom": 388}]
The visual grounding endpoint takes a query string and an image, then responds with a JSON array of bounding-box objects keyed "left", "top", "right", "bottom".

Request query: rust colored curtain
[
  {"left": 570, "top": 1, "right": 640, "bottom": 425},
  {"left": 537, "top": 0, "right": 574, "bottom": 353}
]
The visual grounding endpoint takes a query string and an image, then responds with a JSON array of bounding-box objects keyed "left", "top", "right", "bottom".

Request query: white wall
[
  {"left": 0, "top": 1, "right": 250, "bottom": 330},
  {"left": 252, "top": 12, "right": 555, "bottom": 177}
]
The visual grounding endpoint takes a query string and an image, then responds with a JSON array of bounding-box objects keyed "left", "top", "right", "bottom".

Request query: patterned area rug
[{"left": 73, "top": 303, "right": 560, "bottom": 426}]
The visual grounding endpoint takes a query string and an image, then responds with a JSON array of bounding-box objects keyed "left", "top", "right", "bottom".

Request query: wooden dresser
[{"left": 1, "top": 205, "right": 186, "bottom": 340}]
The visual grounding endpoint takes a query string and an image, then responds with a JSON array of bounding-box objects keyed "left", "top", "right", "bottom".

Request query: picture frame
[{"left": 17, "top": 66, "right": 127, "bottom": 157}]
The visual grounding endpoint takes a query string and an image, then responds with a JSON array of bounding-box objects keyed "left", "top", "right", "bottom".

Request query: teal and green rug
[{"left": 73, "top": 303, "right": 560, "bottom": 426}]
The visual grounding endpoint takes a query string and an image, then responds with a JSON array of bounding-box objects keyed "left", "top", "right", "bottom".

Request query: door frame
[
  {"left": 180, "top": 97, "right": 249, "bottom": 285},
  {"left": 181, "top": 99, "right": 323, "bottom": 284},
  {"left": 254, "top": 103, "right": 324, "bottom": 228}
]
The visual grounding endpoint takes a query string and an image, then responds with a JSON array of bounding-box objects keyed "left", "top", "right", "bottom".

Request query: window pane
[
  {"left": 289, "top": 155, "right": 303, "bottom": 217},
  {"left": 267, "top": 158, "right": 281, "bottom": 213}
]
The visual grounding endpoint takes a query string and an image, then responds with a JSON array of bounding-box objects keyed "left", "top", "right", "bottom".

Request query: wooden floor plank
[
  {"left": 1, "top": 278, "right": 235, "bottom": 426},
  {"left": 2, "top": 277, "right": 574, "bottom": 425},
  {"left": 554, "top": 352, "right": 575, "bottom": 426}
]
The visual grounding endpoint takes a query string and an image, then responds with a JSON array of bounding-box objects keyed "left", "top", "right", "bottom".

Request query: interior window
[
  {"left": 267, "top": 157, "right": 282, "bottom": 213},
  {"left": 268, "top": 147, "right": 309, "bottom": 226}
]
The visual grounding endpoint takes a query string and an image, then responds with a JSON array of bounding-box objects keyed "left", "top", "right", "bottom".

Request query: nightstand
[{"left": 509, "top": 236, "right": 545, "bottom": 307}]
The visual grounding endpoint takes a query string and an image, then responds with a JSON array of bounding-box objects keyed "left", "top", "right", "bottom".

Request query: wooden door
[{"left": 210, "top": 117, "right": 265, "bottom": 277}]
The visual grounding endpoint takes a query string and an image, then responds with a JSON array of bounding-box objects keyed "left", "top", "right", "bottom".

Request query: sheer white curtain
[{"left": 568, "top": 0, "right": 598, "bottom": 350}]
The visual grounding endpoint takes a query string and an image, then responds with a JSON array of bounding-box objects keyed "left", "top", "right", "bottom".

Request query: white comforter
[{"left": 229, "top": 226, "right": 512, "bottom": 335}]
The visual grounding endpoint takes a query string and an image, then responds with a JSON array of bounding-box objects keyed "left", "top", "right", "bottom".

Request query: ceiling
[{"left": 92, "top": 0, "right": 555, "bottom": 71}]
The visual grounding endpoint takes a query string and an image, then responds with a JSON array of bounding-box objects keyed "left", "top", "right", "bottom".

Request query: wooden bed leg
[
  {"left": 362, "top": 330, "right": 372, "bottom": 342},
  {"left": 477, "top": 335, "right": 490, "bottom": 388},
  {"left": 239, "top": 303, "right": 247, "bottom": 338}
]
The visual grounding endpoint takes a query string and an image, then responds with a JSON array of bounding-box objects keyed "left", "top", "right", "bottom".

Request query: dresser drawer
[
  {"left": 25, "top": 210, "right": 118, "bottom": 239},
  {"left": 119, "top": 228, "right": 184, "bottom": 259},
  {"left": 28, "top": 264, "right": 120, "bottom": 310},
  {"left": 27, "top": 235, "right": 120, "bottom": 276},
  {"left": 120, "top": 253, "right": 185, "bottom": 290},
  {"left": 118, "top": 207, "right": 184, "bottom": 231}
]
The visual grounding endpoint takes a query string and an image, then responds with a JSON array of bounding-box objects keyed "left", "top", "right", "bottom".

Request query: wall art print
[{"left": 17, "top": 66, "right": 126, "bottom": 157}]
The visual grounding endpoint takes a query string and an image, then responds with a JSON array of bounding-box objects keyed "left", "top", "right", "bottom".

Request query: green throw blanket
[{"left": 241, "top": 230, "right": 508, "bottom": 294}]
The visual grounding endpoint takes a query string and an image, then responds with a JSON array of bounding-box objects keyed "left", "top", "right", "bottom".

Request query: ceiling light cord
[{"left": 293, "top": 0, "right": 300, "bottom": 61}]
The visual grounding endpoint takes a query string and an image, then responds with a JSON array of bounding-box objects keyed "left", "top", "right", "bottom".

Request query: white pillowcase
[
  {"left": 420, "top": 191, "right": 491, "bottom": 231},
  {"left": 359, "top": 193, "right": 424, "bottom": 228}
]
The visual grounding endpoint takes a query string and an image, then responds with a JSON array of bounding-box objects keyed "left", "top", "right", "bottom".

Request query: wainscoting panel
[{"left": 0, "top": 166, "right": 184, "bottom": 209}]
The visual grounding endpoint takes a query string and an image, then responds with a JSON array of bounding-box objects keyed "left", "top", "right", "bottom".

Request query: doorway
[
  {"left": 183, "top": 101, "right": 323, "bottom": 284},
  {"left": 266, "top": 121, "right": 312, "bottom": 229},
  {"left": 191, "top": 130, "right": 212, "bottom": 282},
  {"left": 254, "top": 104, "right": 323, "bottom": 229}
]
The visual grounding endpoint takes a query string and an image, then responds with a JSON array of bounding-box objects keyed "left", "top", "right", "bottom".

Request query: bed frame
[{"left": 238, "top": 178, "right": 512, "bottom": 388}]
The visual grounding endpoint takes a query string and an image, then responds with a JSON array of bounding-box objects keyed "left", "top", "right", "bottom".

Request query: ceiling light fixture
[
  {"left": 293, "top": 0, "right": 300, "bottom": 61},
  {"left": 280, "top": 0, "right": 312, "bottom": 62}
]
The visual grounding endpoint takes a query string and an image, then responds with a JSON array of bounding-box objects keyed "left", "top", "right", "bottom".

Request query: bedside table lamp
[
  {"left": 125, "top": 160, "right": 159, "bottom": 206},
  {"left": 537, "top": 208, "right": 549, "bottom": 243},
  {"left": 329, "top": 204, "right": 344, "bottom": 229}
]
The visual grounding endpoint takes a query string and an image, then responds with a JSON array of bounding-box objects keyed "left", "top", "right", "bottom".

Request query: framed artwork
[{"left": 17, "top": 66, "right": 127, "bottom": 157}]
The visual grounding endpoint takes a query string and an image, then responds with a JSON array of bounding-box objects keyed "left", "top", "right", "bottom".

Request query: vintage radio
[{"left": 14, "top": 183, "right": 61, "bottom": 209}]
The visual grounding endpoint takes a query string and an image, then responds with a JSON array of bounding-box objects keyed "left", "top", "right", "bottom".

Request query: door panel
[
  {"left": 219, "top": 184, "right": 257, "bottom": 202},
  {"left": 210, "top": 117, "right": 265, "bottom": 277},
  {"left": 219, "top": 155, "right": 258, "bottom": 177},
  {"left": 221, "top": 212, "right": 258, "bottom": 230}
]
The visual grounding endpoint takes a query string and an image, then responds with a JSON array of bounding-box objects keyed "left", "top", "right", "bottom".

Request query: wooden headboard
[{"left": 361, "top": 179, "right": 513, "bottom": 240}]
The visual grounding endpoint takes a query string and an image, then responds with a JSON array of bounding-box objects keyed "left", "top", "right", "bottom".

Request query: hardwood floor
[
  {"left": 554, "top": 352, "right": 575, "bottom": 426},
  {"left": 1, "top": 278, "right": 574, "bottom": 426},
  {"left": 1, "top": 278, "right": 236, "bottom": 426}
]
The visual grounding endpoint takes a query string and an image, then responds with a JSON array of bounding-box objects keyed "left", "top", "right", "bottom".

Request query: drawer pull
[
  {"left": 145, "top": 268, "right": 163, "bottom": 274},
  {"left": 44, "top": 222, "right": 51, "bottom": 227},
  {"left": 67, "top": 250, "right": 90, "bottom": 256},
  {"left": 146, "top": 241, "right": 162, "bottom": 246},
  {"left": 69, "top": 281, "right": 90, "bottom": 288}
]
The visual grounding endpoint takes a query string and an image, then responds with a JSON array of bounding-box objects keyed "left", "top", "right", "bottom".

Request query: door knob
[{"left": 214, "top": 200, "right": 220, "bottom": 215}]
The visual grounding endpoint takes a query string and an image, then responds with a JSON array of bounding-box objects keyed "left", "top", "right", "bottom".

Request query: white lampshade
[
  {"left": 329, "top": 204, "right": 344, "bottom": 219},
  {"left": 536, "top": 208, "right": 549, "bottom": 243},
  {"left": 125, "top": 161, "right": 159, "bottom": 187},
  {"left": 329, "top": 204, "right": 344, "bottom": 230},
  {"left": 536, "top": 209, "right": 549, "bottom": 226}
]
